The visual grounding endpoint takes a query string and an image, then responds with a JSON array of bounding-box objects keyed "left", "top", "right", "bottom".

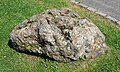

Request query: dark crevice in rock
[
  {"left": 46, "top": 17, "right": 50, "bottom": 24},
  {"left": 58, "top": 25, "right": 66, "bottom": 31},
  {"left": 27, "top": 21, "right": 35, "bottom": 23},
  {"left": 37, "top": 29, "right": 46, "bottom": 47},
  {"left": 48, "top": 11, "right": 55, "bottom": 17}
]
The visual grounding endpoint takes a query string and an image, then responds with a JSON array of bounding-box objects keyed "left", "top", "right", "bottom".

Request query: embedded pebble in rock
[{"left": 9, "top": 9, "right": 107, "bottom": 62}]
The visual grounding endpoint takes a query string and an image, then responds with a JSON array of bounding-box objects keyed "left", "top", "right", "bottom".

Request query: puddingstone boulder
[{"left": 9, "top": 9, "right": 107, "bottom": 62}]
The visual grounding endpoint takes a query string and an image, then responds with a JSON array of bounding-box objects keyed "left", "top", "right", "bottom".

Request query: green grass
[{"left": 0, "top": 0, "right": 120, "bottom": 72}]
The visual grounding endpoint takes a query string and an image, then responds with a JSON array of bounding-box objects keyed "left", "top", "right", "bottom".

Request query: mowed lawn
[{"left": 0, "top": 0, "right": 120, "bottom": 72}]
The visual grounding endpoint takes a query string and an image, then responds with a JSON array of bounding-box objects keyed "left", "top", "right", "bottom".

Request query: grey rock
[
  {"left": 95, "top": 11, "right": 107, "bottom": 17},
  {"left": 87, "top": 7, "right": 97, "bottom": 12},
  {"left": 117, "top": 21, "right": 120, "bottom": 26},
  {"left": 79, "top": 3, "right": 88, "bottom": 8},
  {"left": 106, "top": 16, "right": 118, "bottom": 22},
  {"left": 9, "top": 9, "right": 107, "bottom": 62}
]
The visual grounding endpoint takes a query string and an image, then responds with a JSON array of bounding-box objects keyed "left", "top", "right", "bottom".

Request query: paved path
[{"left": 75, "top": 0, "right": 120, "bottom": 20}]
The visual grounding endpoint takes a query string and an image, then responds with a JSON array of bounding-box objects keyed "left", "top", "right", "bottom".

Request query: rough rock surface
[{"left": 9, "top": 9, "right": 107, "bottom": 62}]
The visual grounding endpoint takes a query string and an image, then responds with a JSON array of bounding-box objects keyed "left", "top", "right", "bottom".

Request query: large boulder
[{"left": 9, "top": 9, "right": 107, "bottom": 62}]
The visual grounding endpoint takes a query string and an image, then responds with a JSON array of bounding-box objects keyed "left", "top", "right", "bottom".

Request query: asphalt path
[{"left": 75, "top": 0, "right": 120, "bottom": 20}]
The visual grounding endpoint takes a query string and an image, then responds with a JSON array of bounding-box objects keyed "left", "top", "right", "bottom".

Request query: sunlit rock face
[{"left": 9, "top": 9, "right": 107, "bottom": 62}]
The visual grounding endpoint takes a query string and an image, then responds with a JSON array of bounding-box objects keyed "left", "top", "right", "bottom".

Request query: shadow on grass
[{"left": 8, "top": 39, "right": 56, "bottom": 62}]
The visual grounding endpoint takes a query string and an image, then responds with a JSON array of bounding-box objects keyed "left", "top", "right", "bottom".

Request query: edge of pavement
[{"left": 69, "top": 0, "right": 120, "bottom": 26}]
